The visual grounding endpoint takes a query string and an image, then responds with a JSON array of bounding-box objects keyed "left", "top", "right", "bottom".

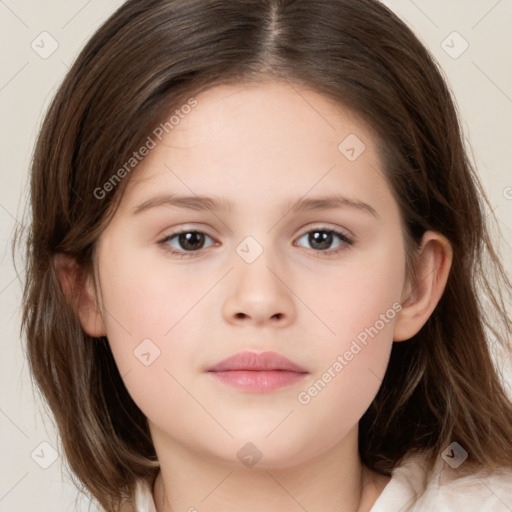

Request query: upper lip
[{"left": 207, "top": 351, "right": 308, "bottom": 373}]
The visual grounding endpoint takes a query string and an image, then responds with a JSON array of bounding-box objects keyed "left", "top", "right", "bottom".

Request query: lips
[
  {"left": 207, "top": 350, "right": 308, "bottom": 373},
  {"left": 207, "top": 351, "right": 308, "bottom": 393}
]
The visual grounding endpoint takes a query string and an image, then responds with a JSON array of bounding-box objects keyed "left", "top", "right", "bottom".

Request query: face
[{"left": 92, "top": 80, "right": 408, "bottom": 468}]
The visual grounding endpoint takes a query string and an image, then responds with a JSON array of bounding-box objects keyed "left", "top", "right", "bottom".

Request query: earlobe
[
  {"left": 393, "top": 231, "right": 453, "bottom": 342},
  {"left": 53, "top": 252, "right": 106, "bottom": 338}
]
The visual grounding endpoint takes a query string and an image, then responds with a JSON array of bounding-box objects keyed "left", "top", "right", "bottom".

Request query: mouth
[{"left": 207, "top": 350, "right": 309, "bottom": 393}]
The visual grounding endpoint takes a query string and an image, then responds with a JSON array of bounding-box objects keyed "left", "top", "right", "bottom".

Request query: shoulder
[
  {"left": 433, "top": 462, "right": 512, "bottom": 511},
  {"left": 371, "top": 453, "right": 512, "bottom": 512}
]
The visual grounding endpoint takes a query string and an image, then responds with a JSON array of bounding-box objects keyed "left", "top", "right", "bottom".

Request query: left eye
[
  {"left": 295, "top": 228, "right": 353, "bottom": 253},
  {"left": 160, "top": 230, "right": 215, "bottom": 255}
]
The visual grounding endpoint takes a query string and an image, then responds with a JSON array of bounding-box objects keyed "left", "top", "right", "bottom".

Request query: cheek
[
  {"left": 294, "top": 238, "right": 405, "bottom": 411},
  {"left": 96, "top": 246, "right": 209, "bottom": 379},
  {"left": 100, "top": 241, "right": 205, "bottom": 322},
  {"left": 293, "top": 282, "right": 402, "bottom": 452},
  {"left": 306, "top": 235, "right": 405, "bottom": 349},
  {"left": 96, "top": 258, "right": 206, "bottom": 422}
]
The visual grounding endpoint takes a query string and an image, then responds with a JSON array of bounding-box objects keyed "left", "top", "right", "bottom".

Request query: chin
[{"left": 211, "top": 430, "right": 318, "bottom": 470}]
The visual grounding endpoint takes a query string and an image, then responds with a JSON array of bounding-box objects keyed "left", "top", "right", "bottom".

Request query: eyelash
[{"left": 158, "top": 227, "right": 354, "bottom": 259}]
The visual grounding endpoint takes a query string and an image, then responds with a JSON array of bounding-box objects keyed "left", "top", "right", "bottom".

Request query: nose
[{"left": 222, "top": 252, "right": 296, "bottom": 328}]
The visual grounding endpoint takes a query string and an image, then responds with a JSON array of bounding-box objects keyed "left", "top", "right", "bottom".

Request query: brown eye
[
  {"left": 160, "top": 230, "right": 215, "bottom": 257},
  {"left": 295, "top": 228, "right": 353, "bottom": 254}
]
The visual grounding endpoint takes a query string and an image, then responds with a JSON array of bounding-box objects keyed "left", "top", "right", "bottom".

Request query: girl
[{"left": 18, "top": 0, "right": 512, "bottom": 510}]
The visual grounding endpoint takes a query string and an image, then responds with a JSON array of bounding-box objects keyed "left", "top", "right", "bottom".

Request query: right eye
[{"left": 294, "top": 227, "right": 354, "bottom": 256}]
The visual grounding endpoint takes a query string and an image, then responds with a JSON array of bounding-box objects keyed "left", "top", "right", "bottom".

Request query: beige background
[{"left": 1, "top": 1, "right": 511, "bottom": 510}]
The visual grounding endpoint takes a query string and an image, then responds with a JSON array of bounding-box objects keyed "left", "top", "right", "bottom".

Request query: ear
[
  {"left": 393, "top": 231, "right": 453, "bottom": 342},
  {"left": 53, "top": 252, "right": 106, "bottom": 338}
]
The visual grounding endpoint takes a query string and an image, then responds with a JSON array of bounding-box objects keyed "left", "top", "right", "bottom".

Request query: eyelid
[{"left": 298, "top": 222, "right": 354, "bottom": 240}]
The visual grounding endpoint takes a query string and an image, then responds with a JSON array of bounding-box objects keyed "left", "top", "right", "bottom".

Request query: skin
[{"left": 56, "top": 80, "right": 452, "bottom": 511}]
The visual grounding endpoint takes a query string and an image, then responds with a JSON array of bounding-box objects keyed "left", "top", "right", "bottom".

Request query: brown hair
[{"left": 15, "top": 0, "right": 512, "bottom": 509}]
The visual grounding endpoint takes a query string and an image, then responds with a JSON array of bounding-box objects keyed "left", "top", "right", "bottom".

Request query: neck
[{"left": 151, "top": 425, "right": 389, "bottom": 512}]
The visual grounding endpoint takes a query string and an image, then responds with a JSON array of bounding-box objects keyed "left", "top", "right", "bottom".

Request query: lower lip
[{"left": 209, "top": 370, "right": 308, "bottom": 392}]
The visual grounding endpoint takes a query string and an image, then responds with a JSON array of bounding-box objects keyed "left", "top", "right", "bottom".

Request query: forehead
[{"left": 120, "top": 80, "right": 392, "bottom": 216}]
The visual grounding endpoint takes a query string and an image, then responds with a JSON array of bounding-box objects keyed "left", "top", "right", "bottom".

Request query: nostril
[{"left": 233, "top": 312, "right": 283, "bottom": 320}]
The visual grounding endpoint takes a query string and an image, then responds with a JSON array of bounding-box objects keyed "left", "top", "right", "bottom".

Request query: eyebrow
[{"left": 132, "top": 193, "right": 380, "bottom": 219}]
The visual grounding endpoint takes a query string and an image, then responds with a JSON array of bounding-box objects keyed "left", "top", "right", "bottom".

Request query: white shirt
[{"left": 132, "top": 454, "right": 512, "bottom": 511}]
